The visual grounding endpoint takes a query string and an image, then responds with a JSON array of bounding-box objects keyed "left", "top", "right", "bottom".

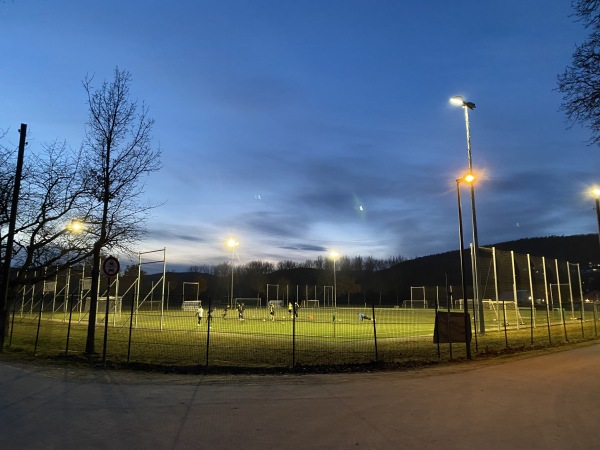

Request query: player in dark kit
[{"left": 269, "top": 303, "right": 275, "bottom": 321}]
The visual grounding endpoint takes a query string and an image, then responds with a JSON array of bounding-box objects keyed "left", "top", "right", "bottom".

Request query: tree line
[{"left": 188, "top": 254, "right": 406, "bottom": 276}]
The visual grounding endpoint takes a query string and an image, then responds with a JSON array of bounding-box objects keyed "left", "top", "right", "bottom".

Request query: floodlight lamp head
[
  {"left": 67, "top": 220, "right": 85, "bottom": 233},
  {"left": 450, "top": 96, "right": 476, "bottom": 110},
  {"left": 593, "top": 188, "right": 600, "bottom": 198},
  {"left": 449, "top": 96, "right": 464, "bottom": 106}
]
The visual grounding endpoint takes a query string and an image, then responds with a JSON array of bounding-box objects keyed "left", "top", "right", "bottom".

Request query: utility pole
[{"left": 0, "top": 124, "right": 27, "bottom": 350}]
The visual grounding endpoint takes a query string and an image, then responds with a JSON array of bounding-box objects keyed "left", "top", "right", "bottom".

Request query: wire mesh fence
[{"left": 5, "top": 247, "right": 600, "bottom": 369}]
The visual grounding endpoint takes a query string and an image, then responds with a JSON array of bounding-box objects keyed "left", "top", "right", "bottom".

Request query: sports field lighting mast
[
  {"left": 330, "top": 251, "right": 339, "bottom": 308},
  {"left": 228, "top": 239, "right": 239, "bottom": 308},
  {"left": 456, "top": 175, "right": 474, "bottom": 360},
  {"left": 592, "top": 188, "right": 600, "bottom": 251},
  {"left": 450, "top": 95, "right": 485, "bottom": 334}
]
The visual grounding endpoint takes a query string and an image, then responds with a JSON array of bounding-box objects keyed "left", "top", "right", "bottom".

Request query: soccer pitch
[
  {"left": 111, "top": 306, "right": 438, "bottom": 340},
  {"left": 8, "top": 304, "right": 595, "bottom": 369}
]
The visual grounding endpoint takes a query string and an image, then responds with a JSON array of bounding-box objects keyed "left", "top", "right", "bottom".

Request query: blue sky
[{"left": 1, "top": 1, "right": 598, "bottom": 270}]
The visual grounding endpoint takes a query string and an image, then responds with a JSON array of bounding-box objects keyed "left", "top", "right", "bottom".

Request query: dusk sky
[{"left": 1, "top": 1, "right": 598, "bottom": 271}]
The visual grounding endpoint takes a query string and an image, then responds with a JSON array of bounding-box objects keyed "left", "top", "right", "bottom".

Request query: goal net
[
  {"left": 303, "top": 299, "right": 320, "bottom": 308},
  {"left": 483, "top": 300, "right": 525, "bottom": 326},
  {"left": 402, "top": 299, "right": 427, "bottom": 309},
  {"left": 235, "top": 298, "right": 262, "bottom": 307},
  {"left": 96, "top": 297, "right": 123, "bottom": 316}
]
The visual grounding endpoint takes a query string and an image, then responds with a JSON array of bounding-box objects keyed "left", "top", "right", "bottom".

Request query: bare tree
[
  {"left": 557, "top": 0, "right": 600, "bottom": 144},
  {"left": 82, "top": 67, "right": 161, "bottom": 354},
  {"left": 0, "top": 139, "right": 97, "bottom": 285},
  {"left": 212, "top": 262, "right": 229, "bottom": 278},
  {"left": 0, "top": 136, "right": 100, "bottom": 348},
  {"left": 277, "top": 260, "right": 298, "bottom": 271}
]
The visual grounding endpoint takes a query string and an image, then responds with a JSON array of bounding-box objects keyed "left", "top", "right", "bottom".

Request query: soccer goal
[
  {"left": 406, "top": 286, "right": 427, "bottom": 308},
  {"left": 303, "top": 299, "right": 320, "bottom": 308},
  {"left": 235, "top": 298, "right": 262, "bottom": 307},
  {"left": 183, "top": 282, "right": 200, "bottom": 301},
  {"left": 402, "top": 299, "right": 427, "bottom": 309},
  {"left": 483, "top": 299, "right": 525, "bottom": 327}
]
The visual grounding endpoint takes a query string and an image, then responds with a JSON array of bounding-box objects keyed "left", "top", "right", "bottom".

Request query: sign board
[
  {"left": 433, "top": 311, "right": 471, "bottom": 343},
  {"left": 102, "top": 256, "right": 120, "bottom": 277}
]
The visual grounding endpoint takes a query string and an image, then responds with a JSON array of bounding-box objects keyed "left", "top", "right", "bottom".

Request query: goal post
[
  {"left": 402, "top": 299, "right": 427, "bottom": 309},
  {"left": 235, "top": 297, "right": 262, "bottom": 307},
  {"left": 409, "top": 286, "right": 427, "bottom": 308},
  {"left": 182, "top": 282, "right": 200, "bottom": 302},
  {"left": 266, "top": 284, "right": 279, "bottom": 306},
  {"left": 482, "top": 299, "right": 524, "bottom": 327}
]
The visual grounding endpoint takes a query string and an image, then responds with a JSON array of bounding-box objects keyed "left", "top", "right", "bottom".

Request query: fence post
[
  {"left": 292, "top": 302, "right": 296, "bottom": 368},
  {"left": 66, "top": 293, "right": 75, "bottom": 356},
  {"left": 205, "top": 297, "right": 212, "bottom": 368},
  {"left": 594, "top": 302, "right": 598, "bottom": 337},
  {"left": 542, "top": 257, "right": 552, "bottom": 344},
  {"left": 555, "top": 259, "right": 568, "bottom": 341},
  {"left": 372, "top": 304, "right": 378, "bottom": 363},
  {"left": 34, "top": 299, "right": 44, "bottom": 355},
  {"left": 576, "top": 264, "right": 584, "bottom": 338},
  {"left": 510, "top": 251, "right": 520, "bottom": 331},
  {"left": 492, "top": 247, "right": 501, "bottom": 333},
  {"left": 8, "top": 296, "right": 17, "bottom": 348},
  {"left": 527, "top": 253, "right": 535, "bottom": 346},
  {"left": 127, "top": 292, "right": 135, "bottom": 362}
]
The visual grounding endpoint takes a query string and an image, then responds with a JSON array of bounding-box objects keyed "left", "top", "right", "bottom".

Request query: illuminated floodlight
[{"left": 67, "top": 220, "right": 85, "bottom": 233}]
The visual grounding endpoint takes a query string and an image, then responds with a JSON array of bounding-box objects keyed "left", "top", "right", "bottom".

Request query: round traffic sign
[{"left": 102, "top": 256, "right": 120, "bottom": 277}]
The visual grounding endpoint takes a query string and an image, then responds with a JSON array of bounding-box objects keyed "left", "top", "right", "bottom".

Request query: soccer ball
[{"left": 263, "top": 319, "right": 266, "bottom": 321}]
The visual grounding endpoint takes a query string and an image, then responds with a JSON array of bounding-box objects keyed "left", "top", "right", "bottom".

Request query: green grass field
[{"left": 6, "top": 304, "right": 599, "bottom": 370}]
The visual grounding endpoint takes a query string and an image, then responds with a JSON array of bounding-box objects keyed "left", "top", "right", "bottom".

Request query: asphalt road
[{"left": 1, "top": 344, "right": 599, "bottom": 450}]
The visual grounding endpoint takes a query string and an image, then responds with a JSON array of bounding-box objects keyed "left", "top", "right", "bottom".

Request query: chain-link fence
[{"left": 5, "top": 247, "right": 600, "bottom": 368}]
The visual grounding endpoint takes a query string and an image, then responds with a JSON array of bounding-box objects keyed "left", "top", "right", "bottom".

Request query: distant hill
[
  {"left": 484, "top": 234, "right": 600, "bottom": 263},
  {"left": 379, "top": 234, "right": 600, "bottom": 295}
]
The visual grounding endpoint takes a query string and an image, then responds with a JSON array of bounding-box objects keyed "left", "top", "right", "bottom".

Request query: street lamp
[
  {"left": 330, "top": 251, "right": 338, "bottom": 308},
  {"left": 592, "top": 188, "right": 600, "bottom": 250},
  {"left": 227, "top": 239, "right": 239, "bottom": 308},
  {"left": 67, "top": 219, "right": 85, "bottom": 233},
  {"left": 450, "top": 95, "right": 485, "bottom": 334},
  {"left": 456, "top": 175, "right": 473, "bottom": 360}
]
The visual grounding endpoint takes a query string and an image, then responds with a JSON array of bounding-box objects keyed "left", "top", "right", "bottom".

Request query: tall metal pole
[
  {"left": 230, "top": 245, "right": 235, "bottom": 309},
  {"left": 333, "top": 258, "right": 337, "bottom": 309},
  {"left": 0, "top": 124, "right": 27, "bottom": 351},
  {"left": 457, "top": 180, "right": 472, "bottom": 359},
  {"left": 462, "top": 103, "right": 485, "bottom": 334},
  {"left": 595, "top": 197, "right": 600, "bottom": 250}
]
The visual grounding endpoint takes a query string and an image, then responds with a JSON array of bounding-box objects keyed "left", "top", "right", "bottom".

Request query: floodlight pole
[
  {"left": 452, "top": 97, "right": 485, "bottom": 334},
  {"left": 228, "top": 240, "right": 239, "bottom": 309},
  {"left": 333, "top": 258, "right": 337, "bottom": 309},
  {"left": 595, "top": 196, "right": 600, "bottom": 251},
  {"left": 456, "top": 179, "right": 472, "bottom": 359},
  {"left": 330, "top": 253, "right": 338, "bottom": 309},
  {"left": 230, "top": 245, "right": 235, "bottom": 309}
]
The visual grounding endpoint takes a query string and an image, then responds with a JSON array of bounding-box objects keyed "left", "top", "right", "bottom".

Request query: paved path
[{"left": 1, "top": 344, "right": 599, "bottom": 449}]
